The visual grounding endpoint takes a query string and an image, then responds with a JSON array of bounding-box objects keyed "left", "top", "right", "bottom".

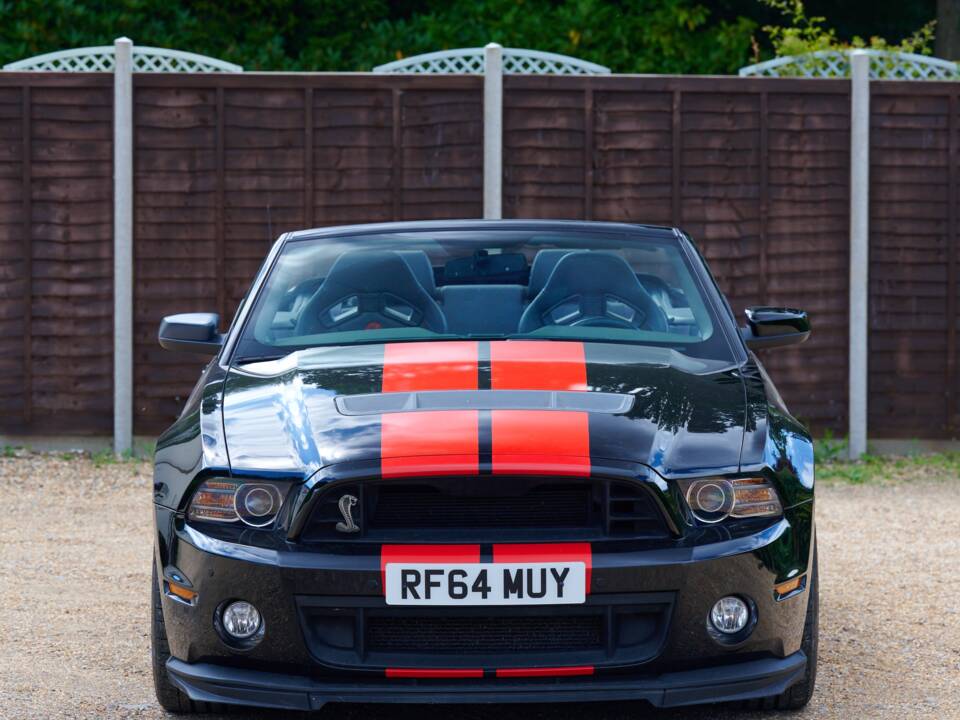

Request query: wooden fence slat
[
  {"left": 671, "top": 90, "right": 681, "bottom": 226},
  {"left": 948, "top": 90, "right": 958, "bottom": 432},
  {"left": 21, "top": 85, "right": 31, "bottom": 424},
  {"left": 392, "top": 88, "right": 402, "bottom": 221},
  {"left": 215, "top": 86, "right": 225, "bottom": 321},
  {"left": 758, "top": 91, "right": 769, "bottom": 303},
  {"left": 583, "top": 88, "right": 593, "bottom": 220},
  {"left": 304, "top": 87, "right": 314, "bottom": 229}
]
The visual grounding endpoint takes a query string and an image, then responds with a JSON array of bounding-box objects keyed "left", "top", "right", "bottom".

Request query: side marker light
[
  {"left": 166, "top": 580, "right": 198, "bottom": 603},
  {"left": 774, "top": 575, "right": 807, "bottom": 600}
]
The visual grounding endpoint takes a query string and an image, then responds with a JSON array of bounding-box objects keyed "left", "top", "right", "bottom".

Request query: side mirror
[
  {"left": 158, "top": 313, "right": 223, "bottom": 355},
  {"left": 740, "top": 307, "right": 810, "bottom": 350}
]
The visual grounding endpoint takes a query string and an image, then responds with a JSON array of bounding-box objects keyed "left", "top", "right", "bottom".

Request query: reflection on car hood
[{"left": 221, "top": 340, "right": 749, "bottom": 478}]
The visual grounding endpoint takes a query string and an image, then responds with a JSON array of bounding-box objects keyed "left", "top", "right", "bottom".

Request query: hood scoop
[{"left": 335, "top": 389, "right": 635, "bottom": 416}]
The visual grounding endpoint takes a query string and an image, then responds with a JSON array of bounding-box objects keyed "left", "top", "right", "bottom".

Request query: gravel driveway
[{"left": 1, "top": 453, "right": 958, "bottom": 719}]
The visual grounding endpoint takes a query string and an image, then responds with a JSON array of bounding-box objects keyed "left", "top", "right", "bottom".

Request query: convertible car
[{"left": 151, "top": 220, "right": 816, "bottom": 713}]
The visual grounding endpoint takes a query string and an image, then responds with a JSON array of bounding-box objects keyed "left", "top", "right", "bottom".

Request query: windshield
[{"left": 232, "top": 228, "right": 734, "bottom": 362}]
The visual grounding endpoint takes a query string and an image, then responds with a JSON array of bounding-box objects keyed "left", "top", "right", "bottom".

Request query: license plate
[{"left": 384, "top": 562, "right": 586, "bottom": 606}]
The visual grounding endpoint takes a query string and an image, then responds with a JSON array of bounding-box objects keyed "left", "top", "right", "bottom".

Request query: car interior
[{"left": 260, "top": 246, "right": 703, "bottom": 344}]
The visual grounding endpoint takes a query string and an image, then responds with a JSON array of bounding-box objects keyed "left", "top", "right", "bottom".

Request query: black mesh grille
[
  {"left": 372, "top": 484, "right": 590, "bottom": 529},
  {"left": 297, "top": 597, "right": 674, "bottom": 669},
  {"left": 366, "top": 614, "right": 603, "bottom": 653},
  {"left": 301, "top": 477, "right": 669, "bottom": 541}
]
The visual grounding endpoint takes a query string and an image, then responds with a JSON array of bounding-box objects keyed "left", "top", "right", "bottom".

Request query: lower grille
[
  {"left": 296, "top": 594, "right": 674, "bottom": 671},
  {"left": 367, "top": 614, "right": 603, "bottom": 653}
]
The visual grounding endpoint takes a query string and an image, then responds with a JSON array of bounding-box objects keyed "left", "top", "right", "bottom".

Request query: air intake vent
[
  {"left": 607, "top": 481, "right": 667, "bottom": 536},
  {"left": 367, "top": 614, "right": 604, "bottom": 653}
]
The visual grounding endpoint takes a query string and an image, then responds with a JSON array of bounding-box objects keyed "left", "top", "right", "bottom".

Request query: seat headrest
[
  {"left": 322, "top": 250, "right": 424, "bottom": 294},
  {"left": 398, "top": 250, "right": 438, "bottom": 297},
  {"left": 538, "top": 251, "right": 641, "bottom": 298},
  {"left": 527, "top": 249, "right": 574, "bottom": 298}
]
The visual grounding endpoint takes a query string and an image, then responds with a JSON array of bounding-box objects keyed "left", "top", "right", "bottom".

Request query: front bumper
[
  {"left": 167, "top": 652, "right": 807, "bottom": 711},
  {"left": 155, "top": 499, "right": 814, "bottom": 708}
]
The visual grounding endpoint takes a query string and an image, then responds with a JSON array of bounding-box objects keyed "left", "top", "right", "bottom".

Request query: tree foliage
[
  {"left": 0, "top": 0, "right": 937, "bottom": 74},
  {"left": 759, "top": 0, "right": 936, "bottom": 58},
  {"left": 0, "top": 0, "right": 757, "bottom": 74}
]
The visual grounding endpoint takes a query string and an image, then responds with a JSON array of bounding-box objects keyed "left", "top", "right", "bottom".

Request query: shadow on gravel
[{"left": 180, "top": 700, "right": 793, "bottom": 720}]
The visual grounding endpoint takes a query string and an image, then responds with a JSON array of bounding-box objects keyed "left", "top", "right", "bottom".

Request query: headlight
[
  {"left": 679, "top": 477, "right": 782, "bottom": 524},
  {"left": 187, "top": 478, "right": 290, "bottom": 528}
]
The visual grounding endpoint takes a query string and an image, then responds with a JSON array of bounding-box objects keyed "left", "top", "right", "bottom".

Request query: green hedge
[{"left": 0, "top": 0, "right": 758, "bottom": 74}]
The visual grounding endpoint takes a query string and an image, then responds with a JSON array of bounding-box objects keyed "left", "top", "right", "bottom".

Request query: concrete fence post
[
  {"left": 848, "top": 50, "right": 870, "bottom": 459},
  {"left": 113, "top": 37, "right": 134, "bottom": 454},
  {"left": 483, "top": 42, "right": 503, "bottom": 219}
]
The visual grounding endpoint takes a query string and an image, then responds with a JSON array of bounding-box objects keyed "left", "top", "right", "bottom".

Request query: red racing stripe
[
  {"left": 496, "top": 666, "right": 594, "bottom": 678},
  {"left": 489, "top": 341, "right": 591, "bottom": 476},
  {"left": 492, "top": 542, "right": 592, "bottom": 593},
  {"left": 382, "top": 341, "right": 479, "bottom": 392},
  {"left": 380, "top": 544, "right": 481, "bottom": 588},
  {"left": 381, "top": 410, "right": 479, "bottom": 477},
  {"left": 381, "top": 342, "right": 480, "bottom": 477},
  {"left": 386, "top": 668, "right": 484, "bottom": 679},
  {"left": 490, "top": 410, "right": 590, "bottom": 476},
  {"left": 490, "top": 340, "right": 587, "bottom": 391}
]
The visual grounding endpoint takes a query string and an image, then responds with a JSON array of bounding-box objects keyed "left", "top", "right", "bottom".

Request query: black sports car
[{"left": 151, "top": 220, "right": 816, "bottom": 714}]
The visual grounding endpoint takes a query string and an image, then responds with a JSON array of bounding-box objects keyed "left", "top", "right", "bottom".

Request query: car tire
[
  {"left": 743, "top": 542, "right": 819, "bottom": 712},
  {"left": 151, "top": 560, "right": 221, "bottom": 715}
]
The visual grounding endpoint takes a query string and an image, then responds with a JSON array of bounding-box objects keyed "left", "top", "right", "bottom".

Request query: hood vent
[{"left": 335, "top": 389, "right": 634, "bottom": 416}]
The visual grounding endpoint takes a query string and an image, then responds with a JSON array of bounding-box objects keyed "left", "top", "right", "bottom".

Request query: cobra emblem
[{"left": 335, "top": 494, "right": 360, "bottom": 533}]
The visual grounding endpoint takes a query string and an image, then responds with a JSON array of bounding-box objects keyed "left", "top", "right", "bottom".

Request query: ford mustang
[{"left": 151, "top": 220, "right": 816, "bottom": 714}]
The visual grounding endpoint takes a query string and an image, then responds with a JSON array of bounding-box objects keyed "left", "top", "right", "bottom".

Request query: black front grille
[
  {"left": 367, "top": 614, "right": 603, "bottom": 653},
  {"left": 301, "top": 476, "right": 669, "bottom": 542},
  {"left": 372, "top": 484, "right": 590, "bottom": 529}
]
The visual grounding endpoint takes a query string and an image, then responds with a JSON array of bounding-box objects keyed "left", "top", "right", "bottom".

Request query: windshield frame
[{"left": 220, "top": 221, "right": 747, "bottom": 369}]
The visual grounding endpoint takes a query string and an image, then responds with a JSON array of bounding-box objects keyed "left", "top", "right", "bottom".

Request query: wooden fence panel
[
  {"left": 133, "top": 84, "right": 219, "bottom": 430},
  {"left": 504, "top": 87, "right": 587, "bottom": 218},
  {"left": 313, "top": 87, "right": 393, "bottom": 226},
  {"left": 762, "top": 90, "right": 850, "bottom": 433},
  {"left": 0, "top": 75, "right": 114, "bottom": 435},
  {"left": 869, "top": 83, "right": 955, "bottom": 438},
  {"left": 401, "top": 88, "right": 483, "bottom": 219},
  {"left": 1, "top": 72, "right": 956, "bottom": 440},
  {"left": 0, "top": 86, "right": 25, "bottom": 429},
  {"left": 0, "top": 86, "right": 26, "bottom": 426}
]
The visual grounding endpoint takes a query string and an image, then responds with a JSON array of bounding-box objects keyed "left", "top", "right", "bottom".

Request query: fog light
[
  {"left": 221, "top": 601, "right": 262, "bottom": 639},
  {"left": 710, "top": 596, "right": 749, "bottom": 634}
]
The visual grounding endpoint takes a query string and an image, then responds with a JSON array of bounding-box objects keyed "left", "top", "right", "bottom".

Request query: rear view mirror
[
  {"left": 740, "top": 307, "right": 810, "bottom": 351},
  {"left": 158, "top": 313, "right": 223, "bottom": 355}
]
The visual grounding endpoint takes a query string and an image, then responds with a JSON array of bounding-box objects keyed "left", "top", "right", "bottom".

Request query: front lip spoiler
[{"left": 167, "top": 652, "right": 806, "bottom": 711}]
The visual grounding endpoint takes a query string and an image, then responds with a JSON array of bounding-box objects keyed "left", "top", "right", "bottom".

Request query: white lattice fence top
[
  {"left": 739, "top": 50, "right": 958, "bottom": 79},
  {"left": 374, "top": 47, "right": 610, "bottom": 75},
  {"left": 4, "top": 45, "right": 242, "bottom": 72}
]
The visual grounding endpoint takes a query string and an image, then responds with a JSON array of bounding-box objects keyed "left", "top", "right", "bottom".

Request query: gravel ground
[{"left": 1, "top": 453, "right": 958, "bottom": 720}]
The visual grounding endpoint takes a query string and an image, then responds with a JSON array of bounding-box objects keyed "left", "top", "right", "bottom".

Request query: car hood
[{"left": 221, "top": 340, "right": 748, "bottom": 479}]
